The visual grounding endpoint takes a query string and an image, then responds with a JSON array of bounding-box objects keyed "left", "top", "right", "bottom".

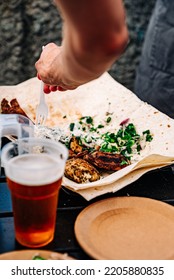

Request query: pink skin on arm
[{"left": 35, "top": 0, "right": 129, "bottom": 94}]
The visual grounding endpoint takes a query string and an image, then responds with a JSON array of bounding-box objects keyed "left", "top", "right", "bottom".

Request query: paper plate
[
  {"left": 74, "top": 196, "right": 174, "bottom": 259},
  {"left": 0, "top": 250, "right": 75, "bottom": 260}
]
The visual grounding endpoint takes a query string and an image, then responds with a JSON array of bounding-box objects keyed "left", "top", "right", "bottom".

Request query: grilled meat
[
  {"left": 65, "top": 158, "right": 100, "bottom": 183},
  {"left": 10, "top": 99, "right": 29, "bottom": 117},
  {"left": 68, "top": 149, "right": 89, "bottom": 159},
  {"left": 1, "top": 98, "right": 29, "bottom": 118},
  {"left": 1, "top": 98, "right": 11, "bottom": 114},
  {"left": 68, "top": 149, "right": 77, "bottom": 159},
  {"left": 68, "top": 136, "right": 89, "bottom": 159},
  {"left": 69, "top": 136, "right": 83, "bottom": 153},
  {"left": 84, "top": 151, "right": 129, "bottom": 171}
]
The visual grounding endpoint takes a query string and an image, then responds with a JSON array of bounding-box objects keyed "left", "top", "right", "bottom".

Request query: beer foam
[{"left": 5, "top": 154, "right": 65, "bottom": 186}]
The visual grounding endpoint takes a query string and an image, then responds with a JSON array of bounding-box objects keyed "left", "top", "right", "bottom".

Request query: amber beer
[{"left": 1, "top": 138, "right": 68, "bottom": 248}]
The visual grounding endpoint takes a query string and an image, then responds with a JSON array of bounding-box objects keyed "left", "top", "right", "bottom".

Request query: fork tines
[{"left": 36, "top": 81, "right": 49, "bottom": 126}]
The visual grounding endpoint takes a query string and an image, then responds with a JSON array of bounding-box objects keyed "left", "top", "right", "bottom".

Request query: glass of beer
[{"left": 1, "top": 137, "right": 68, "bottom": 248}]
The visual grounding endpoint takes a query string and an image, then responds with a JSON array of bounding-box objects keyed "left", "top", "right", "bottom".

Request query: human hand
[
  {"left": 35, "top": 43, "right": 79, "bottom": 93},
  {"left": 37, "top": 73, "right": 66, "bottom": 94}
]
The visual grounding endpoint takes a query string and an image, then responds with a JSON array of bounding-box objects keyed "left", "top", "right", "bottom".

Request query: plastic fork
[{"left": 36, "top": 81, "right": 49, "bottom": 126}]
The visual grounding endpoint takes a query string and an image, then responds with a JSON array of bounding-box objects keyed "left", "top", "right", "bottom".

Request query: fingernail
[
  {"left": 44, "top": 85, "right": 51, "bottom": 94},
  {"left": 57, "top": 86, "right": 66, "bottom": 91},
  {"left": 50, "top": 86, "right": 57, "bottom": 92}
]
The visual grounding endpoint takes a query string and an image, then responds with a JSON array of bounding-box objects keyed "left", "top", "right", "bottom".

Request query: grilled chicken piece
[
  {"left": 65, "top": 158, "right": 100, "bottom": 183},
  {"left": 1, "top": 98, "right": 29, "bottom": 118},
  {"left": 69, "top": 136, "right": 83, "bottom": 153},
  {"left": 10, "top": 99, "right": 29, "bottom": 117},
  {"left": 68, "top": 149, "right": 89, "bottom": 159},
  {"left": 68, "top": 149, "right": 77, "bottom": 159},
  {"left": 84, "top": 151, "right": 129, "bottom": 171},
  {"left": 1, "top": 98, "right": 11, "bottom": 114}
]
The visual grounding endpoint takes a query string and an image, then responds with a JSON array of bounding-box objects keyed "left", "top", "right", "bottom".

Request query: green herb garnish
[
  {"left": 106, "top": 117, "right": 112, "bottom": 123},
  {"left": 69, "top": 123, "right": 75, "bottom": 131},
  {"left": 97, "top": 124, "right": 104, "bottom": 129},
  {"left": 80, "top": 116, "right": 93, "bottom": 124},
  {"left": 100, "top": 123, "right": 153, "bottom": 160},
  {"left": 67, "top": 116, "right": 153, "bottom": 162},
  {"left": 143, "top": 130, "right": 153, "bottom": 142},
  {"left": 32, "top": 255, "right": 45, "bottom": 260}
]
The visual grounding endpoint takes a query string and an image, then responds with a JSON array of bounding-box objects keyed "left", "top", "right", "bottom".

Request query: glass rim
[{"left": 1, "top": 137, "right": 69, "bottom": 169}]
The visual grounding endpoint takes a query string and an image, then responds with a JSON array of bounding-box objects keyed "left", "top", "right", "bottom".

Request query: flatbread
[
  {"left": 1, "top": 72, "right": 174, "bottom": 200},
  {"left": 68, "top": 164, "right": 168, "bottom": 201},
  {"left": 62, "top": 154, "right": 174, "bottom": 190}
]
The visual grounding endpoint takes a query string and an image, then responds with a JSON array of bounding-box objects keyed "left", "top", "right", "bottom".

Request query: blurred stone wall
[
  {"left": 0, "top": 0, "right": 156, "bottom": 91},
  {"left": 0, "top": 0, "right": 62, "bottom": 85}
]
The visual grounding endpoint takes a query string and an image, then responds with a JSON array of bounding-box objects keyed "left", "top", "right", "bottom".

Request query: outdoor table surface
[{"left": 1, "top": 159, "right": 174, "bottom": 259}]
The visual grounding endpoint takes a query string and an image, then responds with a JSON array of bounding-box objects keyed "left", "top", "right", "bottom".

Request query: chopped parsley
[
  {"left": 80, "top": 116, "right": 93, "bottom": 124},
  {"left": 143, "top": 130, "right": 153, "bottom": 142},
  {"left": 32, "top": 255, "right": 45, "bottom": 260},
  {"left": 69, "top": 123, "right": 75, "bottom": 131},
  {"left": 100, "top": 123, "right": 153, "bottom": 159},
  {"left": 106, "top": 116, "right": 112, "bottom": 123},
  {"left": 97, "top": 124, "right": 104, "bottom": 129},
  {"left": 67, "top": 116, "right": 153, "bottom": 161}
]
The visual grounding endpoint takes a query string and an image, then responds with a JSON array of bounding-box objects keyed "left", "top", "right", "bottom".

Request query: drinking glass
[{"left": 1, "top": 137, "right": 68, "bottom": 248}]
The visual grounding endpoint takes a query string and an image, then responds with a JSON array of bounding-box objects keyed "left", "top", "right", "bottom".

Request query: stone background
[{"left": 0, "top": 0, "right": 156, "bottom": 91}]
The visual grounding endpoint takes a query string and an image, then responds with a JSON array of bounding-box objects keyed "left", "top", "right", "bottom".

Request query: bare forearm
[
  {"left": 56, "top": 0, "right": 128, "bottom": 82},
  {"left": 35, "top": 0, "right": 128, "bottom": 91}
]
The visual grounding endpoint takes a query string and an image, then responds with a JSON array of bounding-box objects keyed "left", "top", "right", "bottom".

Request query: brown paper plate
[
  {"left": 0, "top": 250, "right": 75, "bottom": 260},
  {"left": 74, "top": 196, "right": 174, "bottom": 260}
]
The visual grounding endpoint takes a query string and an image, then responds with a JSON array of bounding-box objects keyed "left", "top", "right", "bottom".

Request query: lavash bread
[{"left": 1, "top": 72, "right": 174, "bottom": 200}]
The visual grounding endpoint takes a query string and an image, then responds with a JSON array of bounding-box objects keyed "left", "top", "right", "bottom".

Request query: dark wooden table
[{"left": 1, "top": 161, "right": 174, "bottom": 260}]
